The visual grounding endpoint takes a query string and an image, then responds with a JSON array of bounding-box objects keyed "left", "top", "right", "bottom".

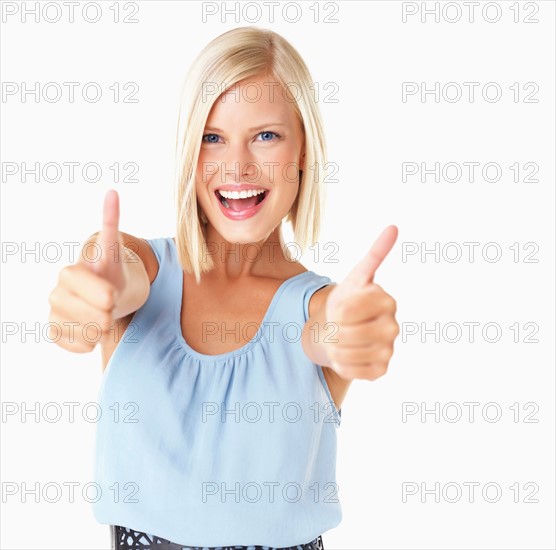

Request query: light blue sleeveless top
[{"left": 92, "top": 236, "right": 342, "bottom": 547}]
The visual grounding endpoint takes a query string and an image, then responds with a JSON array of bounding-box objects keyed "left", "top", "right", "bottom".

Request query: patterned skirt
[{"left": 110, "top": 525, "right": 325, "bottom": 550}]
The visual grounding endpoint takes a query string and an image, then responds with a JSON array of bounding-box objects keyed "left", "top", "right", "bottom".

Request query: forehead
[{"left": 206, "top": 74, "right": 298, "bottom": 127}]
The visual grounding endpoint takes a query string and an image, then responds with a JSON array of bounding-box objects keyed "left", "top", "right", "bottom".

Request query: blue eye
[
  {"left": 257, "top": 131, "right": 280, "bottom": 141},
  {"left": 202, "top": 131, "right": 281, "bottom": 143},
  {"left": 202, "top": 133, "right": 221, "bottom": 143}
]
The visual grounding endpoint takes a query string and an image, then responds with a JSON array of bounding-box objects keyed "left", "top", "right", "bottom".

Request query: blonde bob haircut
[{"left": 174, "top": 26, "right": 328, "bottom": 284}]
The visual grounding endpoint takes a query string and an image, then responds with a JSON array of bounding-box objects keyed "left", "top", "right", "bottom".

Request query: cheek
[
  {"left": 197, "top": 169, "right": 214, "bottom": 190},
  {"left": 194, "top": 166, "right": 208, "bottom": 198},
  {"left": 266, "top": 151, "right": 300, "bottom": 182},
  {"left": 196, "top": 151, "right": 214, "bottom": 183}
]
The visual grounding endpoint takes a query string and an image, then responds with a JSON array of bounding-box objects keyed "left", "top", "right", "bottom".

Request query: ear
[{"left": 299, "top": 150, "right": 306, "bottom": 173}]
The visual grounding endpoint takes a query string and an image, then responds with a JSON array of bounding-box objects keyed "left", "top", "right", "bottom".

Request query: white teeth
[{"left": 218, "top": 189, "right": 266, "bottom": 200}]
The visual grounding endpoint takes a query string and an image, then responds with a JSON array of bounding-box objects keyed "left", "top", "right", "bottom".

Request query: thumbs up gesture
[
  {"left": 324, "top": 225, "right": 400, "bottom": 382},
  {"left": 47, "top": 190, "right": 129, "bottom": 352},
  {"left": 84, "top": 189, "right": 127, "bottom": 297}
]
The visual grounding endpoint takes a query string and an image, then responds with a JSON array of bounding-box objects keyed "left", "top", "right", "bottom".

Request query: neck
[{"left": 202, "top": 222, "right": 291, "bottom": 281}]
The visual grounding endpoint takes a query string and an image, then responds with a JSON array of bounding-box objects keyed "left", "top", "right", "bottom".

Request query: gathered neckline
[{"left": 168, "top": 237, "right": 313, "bottom": 362}]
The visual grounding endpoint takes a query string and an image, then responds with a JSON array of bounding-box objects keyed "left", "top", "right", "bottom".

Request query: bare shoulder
[
  {"left": 120, "top": 232, "right": 160, "bottom": 285},
  {"left": 307, "top": 281, "right": 336, "bottom": 319},
  {"left": 85, "top": 230, "right": 159, "bottom": 286}
]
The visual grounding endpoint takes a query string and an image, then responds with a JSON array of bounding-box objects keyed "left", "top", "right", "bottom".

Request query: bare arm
[{"left": 301, "top": 284, "right": 353, "bottom": 410}]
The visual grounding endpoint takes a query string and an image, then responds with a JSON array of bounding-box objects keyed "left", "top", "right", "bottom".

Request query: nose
[{"left": 220, "top": 142, "right": 257, "bottom": 184}]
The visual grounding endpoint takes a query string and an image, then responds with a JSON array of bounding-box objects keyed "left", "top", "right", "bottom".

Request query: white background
[{"left": 1, "top": 1, "right": 555, "bottom": 549}]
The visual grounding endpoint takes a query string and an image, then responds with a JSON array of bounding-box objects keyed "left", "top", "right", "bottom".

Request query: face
[{"left": 195, "top": 73, "right": 305, "bottom": 245}]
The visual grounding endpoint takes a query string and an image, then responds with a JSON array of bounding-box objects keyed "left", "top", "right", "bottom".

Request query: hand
[
  {"left": 87, "top": 189, "right": 127, "bottom": 295},
  {"left": 47, "top": 190, "right": 127, "bottom": 352},
  {"left": 324, "top": 225, "right": 400, "bottom": 381}
]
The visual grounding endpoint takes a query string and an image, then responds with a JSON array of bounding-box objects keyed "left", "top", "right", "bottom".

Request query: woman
[{"left": 48, "top": 26, "right": 399, "bottom": 549}]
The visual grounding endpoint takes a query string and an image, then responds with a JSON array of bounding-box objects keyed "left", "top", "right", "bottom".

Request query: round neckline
[{"left": 169, "top": 237, "right": 313, "bottom": 362}]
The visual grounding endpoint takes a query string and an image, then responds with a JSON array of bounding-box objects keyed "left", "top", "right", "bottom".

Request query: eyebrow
[{"left": 204, "top": 123, "right": 287, "bottom": 133}]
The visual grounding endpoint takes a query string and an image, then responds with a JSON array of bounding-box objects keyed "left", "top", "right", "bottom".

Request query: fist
[{"left": 324, "top": 226, "right": 400, "bottom": 382}]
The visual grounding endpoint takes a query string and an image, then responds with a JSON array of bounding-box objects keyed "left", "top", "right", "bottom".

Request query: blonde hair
[{"left": 174, "top": 26, "right": 328, "bottom": 284}]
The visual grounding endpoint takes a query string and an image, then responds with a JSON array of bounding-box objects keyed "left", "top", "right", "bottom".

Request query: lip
[
  {"left": 215, "top": 184, "right": 269, "bottom": 192},
  {"left": 214, "top": 189, "right": 271, "bottom": 220}
]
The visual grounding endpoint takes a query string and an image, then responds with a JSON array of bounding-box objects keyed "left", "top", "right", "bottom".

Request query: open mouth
[{"left": 215, "top": 189, "right": 269, "bottom": 212}]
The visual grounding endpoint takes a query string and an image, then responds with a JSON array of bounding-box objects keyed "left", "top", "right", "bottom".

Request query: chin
[{"left": 210, "top": 224, "right": 270, "bottom": 246}]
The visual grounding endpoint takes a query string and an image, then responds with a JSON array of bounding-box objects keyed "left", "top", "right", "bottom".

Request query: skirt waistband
[{"left": 111, "top": 525, "right": 324, "bottom": 550}]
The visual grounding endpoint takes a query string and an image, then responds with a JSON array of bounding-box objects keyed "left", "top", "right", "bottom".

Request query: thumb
[
  {"left": 91, "top": 189, "right": 123, "bottom": 277},
  {"left": 343, "top": 225, "right": 398, "bottom": 288}
]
